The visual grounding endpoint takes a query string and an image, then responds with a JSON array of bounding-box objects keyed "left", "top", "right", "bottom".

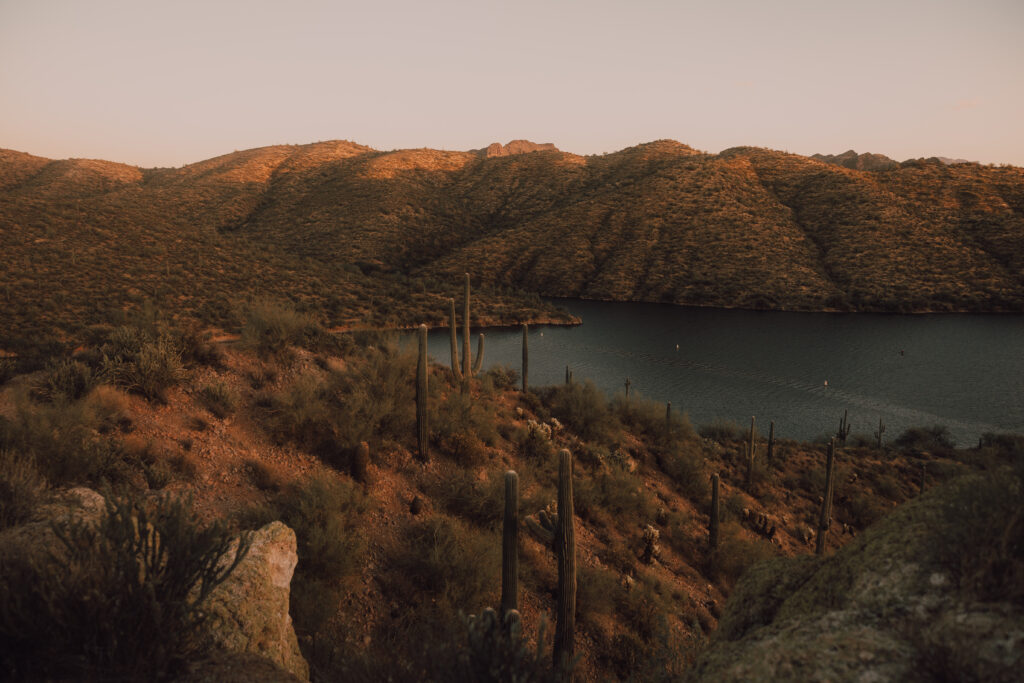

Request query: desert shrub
[
  {"left": 933, "top": 467, "right": 1024, "bottom": 604},
  {"left": 894, "top": 425, "right": 955, "bottom": 453},
  {"left": 326, "top": 343, "right": 417, "bottom": 449},
  {"left": 428, "top": 608, "right": 563, "bottom": 683},
  {"left": 385, "top": 516, "right": 498, "bottom": 613},
  {"left": 574, "top": 468, "right": 658, "bottom": 526},
  {"left": 709, "top": 522, "right": 778, "bottom": 587},
  {"left": 428, "top": 469, "right": 504, "bottom": 529},
  {"left": 433, "top": 390, "right": 499, "bottom": 460},
  {"left": 0, "top": 449, "right": 46, "bottom": 530},
  {"left": 658, "top": 442, "right": 708, "bottom": 503},
  {"left": 101, "top": 326, "right": 183, "bottom": 402},
  {"left": 484, "top": 365, "right": 519, "bottom": 391},
  {"left": 261, "top": 373, "right": 334, "bottom": 448},
  {"left": 38, "top": 358, "right": 99, "bottom": 402},
  {"left": 0, "top": 493, "right": 249, "bottom": 680},
  {"left": 278, "top": 474, "right": 369, "bottom": 581},
  {"left": 0, "top": 394, "right": 125, "bottom": 488},
  {"left": 612, "top": 394, "right": 697, "bottom": 445},
  {"left": 576, "top": 564, "right": 619, "bottom": 623},
  {"left": 175, "top": 325, "right": 225, "bottom": 368},
  {"left": 543, "top": 381, "right": 610, "bottom": 442},
  {"left": 844, "top": 492, "right": 885, "bottom": 528},
  {"left": 699, "top": 419, "right": 743, "bottom": 442},
  {"left": 198, "top": 380, "right": 236, "bottom": 418},
  {"left": 239, "top": 299, "right": 319, "bottom": 358}
]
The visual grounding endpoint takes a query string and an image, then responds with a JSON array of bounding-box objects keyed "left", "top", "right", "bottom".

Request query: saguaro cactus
[
  {"left": 565, "top": 365, "right": 571, "bottom": 385},
  {"left": 875, "top": 417, "right": 886, "bottom": 450},
  {"left": 416, "top": 324, "right": 429, "bottom": 461},
  {"left": 449, "top": 298, "right": 462, "bottom": 383},
  {"left": 709, "top": 473, "right": 720, "bottom": 550},
  {"left": 521, "top": 324, "right": 529, "bottom": 393},
  {"left": 554, "top": 449, "right": 576, "bottom": 676},
  {"left": 624, "top": 377, "right": 631, "bottom": 398},
  {"left": 767, "top": 421, "right": 776, "bottom": 463},
  {"left": 501, "top": 471, "right": 519, "bottom": 622},
  {"left": 449, "top": 274, "right": 484, "bottom": 383},
  {"left": 745, "top": 416, "right": 756, "bottom": 488},
  {"left": 665, "top": 402, "right": 672, "bottom": 440},
  {"left": 837, "top": 410, "right": 851, "bottom": 445},
  {"left": 815, "top": 440, "right": 836, "bottom": 555}
]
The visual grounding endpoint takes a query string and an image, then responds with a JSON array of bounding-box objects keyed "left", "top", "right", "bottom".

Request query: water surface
[{"left": 425, "top": 300, "right": 1024, "bottom": 445}]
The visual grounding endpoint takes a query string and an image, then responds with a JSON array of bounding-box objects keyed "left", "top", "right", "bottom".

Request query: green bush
[
  {"left": 100, "top": 326, "right": 183, "bottom": 402},
  {"left": 658, "top": 442, "right": 708, "bottom": 503},
  {"left": 0, "top": 493, "right": 249, "bottom": 680},
  {"left": 428, "top": 469, "right": 504, "bottom": 529}
]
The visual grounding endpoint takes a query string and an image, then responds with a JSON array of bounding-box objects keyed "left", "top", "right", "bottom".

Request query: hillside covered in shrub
[
  {"left": 1, "top": 305, "right": 1020, "bottom": 681},
  {"left": 2, "top": 139, "right": 1023, "bottom": 357}
]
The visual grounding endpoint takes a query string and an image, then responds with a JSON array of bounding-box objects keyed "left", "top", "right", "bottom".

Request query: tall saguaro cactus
[
  {"left": 501, "top": 471, "right": 519, "bottom": 622},
  {"left": 416, "top": 324, "right": 429, "bottom": 461},
  {"left": 448, "top": 298, "right": 462, "bottom": 383},
  {"left": 521, "top": 324, "right": 529, "bottom": 393},
  {"left": 709, "top": 473, "right": 720, "bottom": 550},
  {"left": 837, "top": 410, "right": 851, "bottom": 445},
  {"left": 554, "top": 449, "right": 577, "bottom": 677},
  {"left": 815, "top": 440, "right": 836, "bottom": 555},
  {"left": 767, "top": 421, "right": 776, "bottom": 463},
  {"left": 745, "top": 416, "right": 756, "bottom": 488},
  {"left": 448, "top": 274, "right": 484, "bottom": 383},
  {"left": 462, "top": 273, "right": 472, "bottom": 379},
  {"left": 875, "top": 417, "right": 886, "bottom": 450}
]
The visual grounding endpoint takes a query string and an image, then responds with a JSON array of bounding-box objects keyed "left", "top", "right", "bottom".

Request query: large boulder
[
  {"left": 690, "top": 472, "right": 1024, "bottom": 682},
  {"left": 199, "top": 521, "right": 310, "bottom": 681}
]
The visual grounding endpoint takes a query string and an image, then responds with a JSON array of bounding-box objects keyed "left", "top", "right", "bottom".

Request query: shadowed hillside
[{"left": 2, "top": 139, "right": 1023, "bottom": 356}]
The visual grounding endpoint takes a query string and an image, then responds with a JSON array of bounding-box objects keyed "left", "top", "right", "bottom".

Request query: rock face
[
  {"left": 689, "top": 475, "right": 1024, "bottom": 682},
  {"left": 199, "top": 521, "right": 310, "bottom": 682},
  {"left": 484, "top": 140, "right": 558, "bottom": 158}
]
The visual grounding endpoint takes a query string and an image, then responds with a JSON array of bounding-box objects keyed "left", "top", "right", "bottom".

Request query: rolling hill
[{"left": 2, "top": 139, "right": 1023, "bottom": 356}]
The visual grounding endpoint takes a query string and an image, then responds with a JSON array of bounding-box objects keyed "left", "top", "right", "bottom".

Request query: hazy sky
[{"left": 1, "top": 0, "right": 1022, "bottom": 167}]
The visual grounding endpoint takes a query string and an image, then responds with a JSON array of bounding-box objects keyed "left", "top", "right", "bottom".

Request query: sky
[{"left": 1, "top": 0, "right": 1022, "bottom": 168}]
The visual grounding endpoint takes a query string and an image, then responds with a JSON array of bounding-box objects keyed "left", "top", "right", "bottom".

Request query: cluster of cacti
[
  {"left": 709, "top": 472, "right": 720, "bottom": 550},
  {"left": 837, "top": 409, "right": 851, "bottom": 444},
  {"left": 416, "top": 324, "right": 428, "bottom": 461},
  {"left": 815, "top": 439, "right": 837, "bottom": 555},
  {"left": 747, "top": 510, "right": 776, "bottom": 540},
  {"left": 449, "top": 273, "right": 484, "bottom": 384},
  {"left": 521, "top": 323, "right": 529, "bottom": 393},
  {"left": 875, "top": 417, "right": 886, "bottom": 449},
  {"left": 744, "top": 416, "right": 756, "bottom": 488}
]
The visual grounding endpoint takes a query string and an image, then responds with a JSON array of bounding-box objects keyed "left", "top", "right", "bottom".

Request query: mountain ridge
[{"left": 2, "top": 138, "right": 1023, "bottom": 354}]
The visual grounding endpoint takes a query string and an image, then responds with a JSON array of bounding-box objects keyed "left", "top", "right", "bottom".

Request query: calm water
[{"left": 425, "top": 300, "right": 1024, "bottom": 445}]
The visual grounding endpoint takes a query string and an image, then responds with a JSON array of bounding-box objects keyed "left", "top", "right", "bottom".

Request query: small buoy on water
[
  {"left": 824, "top": 380, "right": 829, "bottom": 387},
  {"left": 540, "top": 332, "right": 543, "bottom": 337},
  {"left": 675, "top": 344, "right": 680, "bottom": 350}
]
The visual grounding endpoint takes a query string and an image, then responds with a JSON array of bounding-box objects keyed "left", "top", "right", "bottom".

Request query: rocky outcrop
[
  {"left": 689, "top": 474, "right": 1024, "bottom": 682},
  {"left": 484, "top": 140, "right": 558, "bottom": 158},
  {"left": 198, "top": 521, "right": 310, "bottom": 681}
]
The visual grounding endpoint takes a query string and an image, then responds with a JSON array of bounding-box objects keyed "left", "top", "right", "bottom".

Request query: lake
[{"left": 425, "top": 299, "right": 1024, "bottom": 445}]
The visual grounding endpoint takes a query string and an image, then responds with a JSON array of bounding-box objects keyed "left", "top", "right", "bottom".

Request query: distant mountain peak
[
  {"left": 483, "top": 140, "right": 558, "bottom": 158},
  {"left": 812, "top": 150, "right": 899, "bottom": 171}
]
